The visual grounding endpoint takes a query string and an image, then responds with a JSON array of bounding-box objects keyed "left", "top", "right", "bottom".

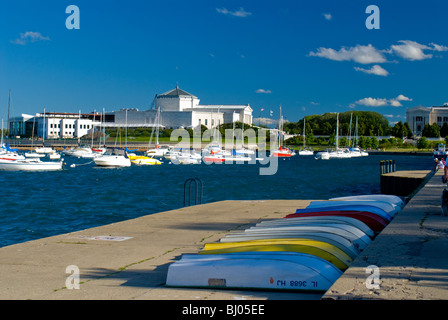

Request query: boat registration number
[{"left": 275, "top": 279, "right": 318, "bottom": 288}]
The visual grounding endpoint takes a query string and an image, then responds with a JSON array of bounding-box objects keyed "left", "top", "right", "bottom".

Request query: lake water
[{"left": 0, "top": 153, "right": 432, "bottom": 248}]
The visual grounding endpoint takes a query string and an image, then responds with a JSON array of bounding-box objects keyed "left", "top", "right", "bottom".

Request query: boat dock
[{"left": 1, "top": 169, "right": 447, "bottom": 300}]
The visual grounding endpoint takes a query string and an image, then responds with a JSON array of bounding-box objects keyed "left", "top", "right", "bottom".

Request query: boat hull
[
  {"left": 285, "top": 210, "right": 388, "bottom": 233},
  {"left": 166, "top": 252, "right": 343, "bottom": 292},
  {"left": 329, "top": 194, "right": 405, "bottom": 209},
  {"left": 201, "top": 239, "right": 353, "bottom": 270},
  {"left": 221, "top": 232, "right": 359, "bottom": 259},
  {"left": 94, "top": 156, "right": 131, "bottom": 167},
  {"left": 0, "top": 159, "right": 63, "bottom": 171}
]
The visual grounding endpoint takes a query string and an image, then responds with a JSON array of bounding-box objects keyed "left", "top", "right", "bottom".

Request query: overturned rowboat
[{"left": 166, "top": 252, "right": 343, "bottom": 292}]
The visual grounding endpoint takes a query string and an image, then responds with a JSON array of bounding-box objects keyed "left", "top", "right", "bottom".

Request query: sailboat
[
  {"left": 298, "top": 116, "right": 313, "bottom": 156},
  {"left": 348, "top": 116, "right": 369, "bottom": 157},
  {"left": 146, "top": 107, "right": 171, "bottom": 157},
  {"left": 328, "top": 113, "right": 351, "bottom": 159},
  {"left": 25, "top": 116, "right": 45, "bottom": 158},
  {"left": 271, "top": 106, "right": 296, "bottom": 157}
]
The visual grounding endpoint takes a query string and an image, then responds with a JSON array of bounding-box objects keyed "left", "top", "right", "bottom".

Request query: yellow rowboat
[
  {"left": 128, "top": 155, "right": 162, "bottom": 165},
  {"left": 200, "top": 238, "right": 353, "bottom": 270}
]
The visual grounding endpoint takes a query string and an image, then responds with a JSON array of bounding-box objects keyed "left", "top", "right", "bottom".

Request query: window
[
  {"left": 205, "top": 119, "right": 208, "bottom": 125},
  {"left": 438, "top": 116, "right": 442, "bottom": 122},
  {"left": 416, "top": 116, "right": 423, "bottom": 121}
]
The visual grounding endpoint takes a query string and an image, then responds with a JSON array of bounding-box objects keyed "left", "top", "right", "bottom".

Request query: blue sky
[{"left": 1, "top": 1, "right": 448, "bottom": 126}]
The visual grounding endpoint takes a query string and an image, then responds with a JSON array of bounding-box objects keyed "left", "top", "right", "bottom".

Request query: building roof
[{"left": 158, "top": 84, "right": 197, "bottom": 98}]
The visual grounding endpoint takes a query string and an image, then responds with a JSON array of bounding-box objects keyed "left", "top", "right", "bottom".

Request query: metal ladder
[{"left": 184, "top": 178, "right": 203, "bottom": 207}]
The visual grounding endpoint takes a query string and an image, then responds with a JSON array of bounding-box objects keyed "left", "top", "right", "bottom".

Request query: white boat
[
  {"left": 299, "top": 117, "right": 314, "bottom": 156},
  {"left": 172, "top": 150, "right": 202, "bottom": 164},
  {"left": 25, "top": 152, "right": 45, "bottom": 158},
  {"left": 0, "top": 143, "right": 25, "bottom": 160},
  {"left": 166, "top": 252, "right": 343, "bottom": 292},
  {"left": 93, "top": 147, "right": 131, "bottom": 167},
  {"left": 328, "top": 148, "right": 352, "bottom": 159},
  {"left": 329, "top": 194, "right": 405, "bottom": 209},
  {"left": 146, "top": 145, "right": 171, "bottom": 157},
  {"left": 315, "top": 150, "right": 330, "bottom": 160},
  {"left": 255, "top": 216, "right": 374, "bottom": 238},
  {"left": 63, "top": 145, "right": 95, "bottom": 158},
  {"left": 0, "top": 158, "right": 64, "bottom": 171},
  {"left": 299, "top": 149, "right": 314, "bottom": 156},
  {"left": 48, "top": 152, "right": 61, "bottom": 160},
  {"left": 35, "top": 147, "right": 54, "bottom": 154},
  {"left": 245, "top": 223, "right": 372, "bottom": 247},
  {"left": 307, "top": 200, "right": 399, "bottom": 218}
]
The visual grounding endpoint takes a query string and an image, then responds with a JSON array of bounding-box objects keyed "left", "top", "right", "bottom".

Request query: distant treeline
[{"left": 283, "top": 111, "right": 412, "bottom": 138}]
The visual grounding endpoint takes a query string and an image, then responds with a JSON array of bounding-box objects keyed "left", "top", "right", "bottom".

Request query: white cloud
[
  {"left": 355, "top": 97, "right": 389, "bottom": 107},
  {"left": 390, "top": 40, "right": 433, "bottom": 61},
  {"left": 323, "top": 13, "right": 332, "bottom": 20},
  {"left": 395, "top": 94, "right": 412, "bottom": 101},
  {"left": 354, "top": 94, "right": 412, "bottom": 108},
  {"left": 430, "top": 43, "right": 448, "bottom": 52},
  {"left": 255, "top": 89, "right": 272, "bottom": 94},
  {"left": 354, "top": 64, "right": 389, "bottom": 76},
  {"left": 309, "top": 44, "right": 387, "bottom": 64},
  {"left": 11, "top": 31, "right": 50, "bottom": 45},
  {"left": 216, "top": 7, "right": 252, "bottom": 18},
  {"left": 253, "top": 117, "right": 276, "bottom": 127}
]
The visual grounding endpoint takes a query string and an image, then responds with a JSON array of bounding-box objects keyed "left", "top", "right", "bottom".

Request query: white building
[
  {"left": 108, "top": 85, "right": 253, "bottom": 129},
  {"left": 8, "top": 86, "right": 254, "bottom": 138},
  {"left": 9, "top": 112, "right": 100, "bottom": 139},
  {"left": 406, "top": 105, "right": 448, "bottom": 135}
]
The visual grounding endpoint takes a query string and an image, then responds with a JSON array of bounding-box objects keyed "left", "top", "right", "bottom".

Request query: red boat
[{"left": 284, "top": 210, "right": 388, "bottom": 234}]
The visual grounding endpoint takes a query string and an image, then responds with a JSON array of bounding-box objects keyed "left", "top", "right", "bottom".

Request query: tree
[
  {"left": 403, "top": 122, "right": 412, "bottom": 138},
  {"left": 417, "top": 137, "right": 429, "bottom": 149},
  {"left": 440, "top": 123, "right": 448, "bottom": 137},
  {"left": 422, "top": 123, "right": 440, "bottom": 137}
]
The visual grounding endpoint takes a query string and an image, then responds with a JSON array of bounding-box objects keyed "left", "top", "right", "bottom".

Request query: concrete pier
[
  {"left": 323, "top": 169, "right": 448, "bottom": 300},
  {"left": 1, "top": 169, "right": 446, "bottom": 300},
  {"left": 0, "top": 199, "right": 317, "bottom": 300}
]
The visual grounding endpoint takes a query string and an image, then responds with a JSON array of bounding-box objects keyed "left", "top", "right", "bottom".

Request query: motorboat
[
  {"left": 0, "top": 143, "right": 26, "bottom": 160},
  {"left": 0, "top": 157, "right": 64, "bottom": 171},
  {"left": 298, "top": 148, "right": 314, "bottom": 156},
  {"left": 93, "top": 147, "right": 131, "bottom": 167},
  {"left": 35, "top": 147, "right": 54, "bottom": 154},
  {"left": 328, "top": 149, "right": 352, "bottom": 159},
  {"left": 25, "top": 152, "right": 45, "bottom": 158},
  {"left": 63, "top": 145, "right": 95, "bottom": 158},
  {"left": 128, "top": 154, "right": 162, "bottom": 165},
  {"left": 271, "top": 146, "right": 296, "bottom": 157},
  {"left": 146, "top": 145, "right": 171, "bottom": 157},
  {"left": 315, "top": 150, "right": 330, "bottom": 160}
]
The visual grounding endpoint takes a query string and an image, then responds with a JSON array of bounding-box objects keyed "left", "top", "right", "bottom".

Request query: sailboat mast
[
  {"left": 336, "top": 113, "right": 339, "bottom": 150},
  {"left": 7, "top": 90, "right": 10, "bottom": 138},
  {"left": 303, "top": 117, "right": 306, "bottom": 148}
]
